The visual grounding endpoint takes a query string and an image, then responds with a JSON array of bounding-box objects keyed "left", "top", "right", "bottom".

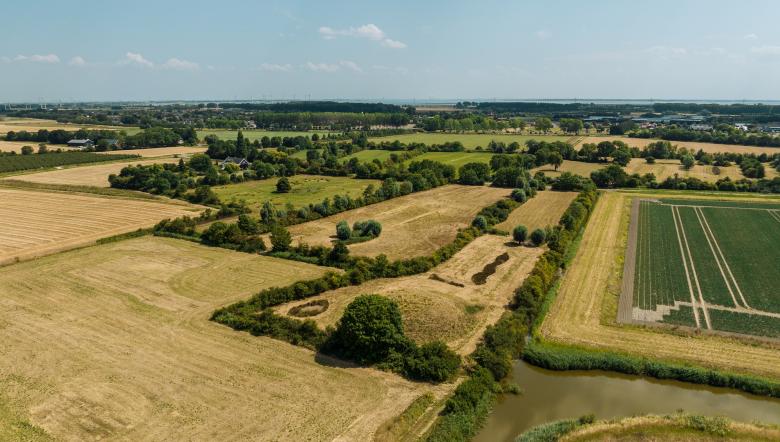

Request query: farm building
[
  {"left": 220, "top": 156, "right": 250, "bottom": 169},
  {"left": 67, "top": 139, "right": 94, "bottom": 149}
]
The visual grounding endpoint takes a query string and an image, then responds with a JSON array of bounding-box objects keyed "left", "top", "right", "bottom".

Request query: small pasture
[
  {"left": 531, "top": 160, "right": 606, "bottom": 178},
  {"left": 211, "top": 175, "right": 380, "bottom": 211},
  {"left": 496, "top": 191, "right": 578, "bottom": 232},
  {"left": 625, "top": 158, "right": 748, "bottom": 182}
]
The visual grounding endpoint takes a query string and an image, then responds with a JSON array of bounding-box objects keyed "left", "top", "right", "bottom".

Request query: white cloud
[
  {"left": 161, "top": 57, "right": 199, "bottom": 70},
  {"left": 14, "top": 54, "right": 60, "bottom": 63},
  {"left": 744, "top": 33, "right": 759, "bottom": 40},
  {"left": 256, "top": 63, "right": 293, "bottom": 72},
  {"left": 304, "top": 61, "right": 362, "bottom": 73},
  {"left": 381, "top": 39, "right": 407, "bottom": 49},
  {"left": 751, "top": 45, "right": 780, "bottom": 55},
  {"left": 69, "top": 56, "right": 86, "bottom": 66},
  {"left": 319, "top": 23, "right": 406, "bottom": 49},
  {"left": 305, "top": 62, "right": 340, "bottom": 72},
  {"left": 339, "top": 60, "right": 362, "bottom": 72},
  {"left": 124, "top": 52, "right": 154, "bottom": 68},
  {"left": 535, "top": 30, "right": 551, "bottom": 40}
]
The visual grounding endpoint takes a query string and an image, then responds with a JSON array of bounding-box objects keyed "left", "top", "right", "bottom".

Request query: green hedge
[{"left": 523, "top": 341, "right": 780, "bottom": 398}]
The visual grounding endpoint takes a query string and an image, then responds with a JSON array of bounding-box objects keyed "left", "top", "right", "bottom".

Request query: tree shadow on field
[{"left": 314, "top": 352, "right": 362, "bottom": 369}]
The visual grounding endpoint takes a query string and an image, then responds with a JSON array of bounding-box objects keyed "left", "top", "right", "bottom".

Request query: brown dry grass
[
  {"left": 531, "top": 160, "right": 605, "bottom": 178},
  {"left": 0, "top": 118, "right": 130, "bottom": 135},
  {"left": 496, "top": 191, "right": 577, "bottom": 232},
  {"left": 577, "top": 135, "right": 780, "bottom": 155},
  {"left": 562, "top": 414, "right": 780, "bottom": 441},
  {"left": 625, "top": 158, "right": 746, "bottom": 182},
  {"left": 540, "top": 191, "right": 780, "bottom": 379},
  {"left": 280, "top": 185, "right": 511, "bottom": 259},
  {"left": 0, "top": 236, "right": 426, "bottom": 441},
  {"left": 6, "top": 158, "right": 179, "bottom": 187},
  {"left": 275, "top": 235, "right": 543, "bottom": 354},
  {"left": 0, "top": 140, "right": 77, "bottom": 153},
  {"left": 99, "top": 146, "right": 206, "bottom": 157},
  {"left": 0, "top": 188, "right": 201, "bottom": 266}
]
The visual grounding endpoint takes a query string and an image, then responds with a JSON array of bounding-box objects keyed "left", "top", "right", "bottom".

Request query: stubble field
[
  {"left": 278, "top": 184, "right": 511, "bottom": 259},
  {"left": 539, "top": 191, "right": 780, "bottom": 379},
  {"left": 496, "top": 191, "right": 578, "bottom": 232},
  {"left": 0, "top": 188, "right": 201, "bottom": 265},
  {"left": 0, "top": 236, "right": 425, "bottom": 441},
  {"left": 624, "top": 158, "right": 755, "bottom": 182},
  {"left": 6, "top": 157, "right": 179, "bottom": 187}
]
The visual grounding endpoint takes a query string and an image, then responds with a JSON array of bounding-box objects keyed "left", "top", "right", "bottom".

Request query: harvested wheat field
[
  {"left": 531, "top": 160, "right": 605, "bottom": 178},
  {"left": 0, "top": 140, "right": 74, "bottom": 154},
  {"left": 625, "top": 158, "right": 748, "bottom": 182},
  {"left": 577, "top": 136, "right": 780, "bottom": 156},
  {"left": 99, "top": 146, "right": 206, "bottom": 157},
  {"left": 281, "top": 185, "right": 511, "bottom": 259},
  {"left": 0, "top": 117, "right": 134, "bottom": 135},
  {"left": 496, "top": 191, "right": 577, "bottom": 232},
  {"left": 7, "top": 157, "right": 179, "bottom": 187},
  {"left": 276, "top": 235, "right": 543, "bottom": 354},
  {"left": 539, "top": 191, "right": 780, "bottom": 379},
  {"left": 0, "top": 188, "right": 201, "bottom": 265},
  {"left": 0, "top": 236, "right": 426, "bottom": 441}
]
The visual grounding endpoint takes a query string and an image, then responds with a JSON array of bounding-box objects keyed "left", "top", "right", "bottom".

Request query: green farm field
[
  {"left": 211, "top": 174, "right": 380, "bottom": 210},
  {"left": 368, "top": 132, "right": 577, "bottom": 149},
  {"left": 630, "top": 198, "right": 780, "bottom": 338},
  {"left": 340, "top": 150, "right": 495, "bottom": 170},
  {"left": 198, "top": 129, "right": 332, "bottom": 142}
]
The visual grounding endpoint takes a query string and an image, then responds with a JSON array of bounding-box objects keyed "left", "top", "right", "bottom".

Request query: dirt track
[{"left": 540, "top": 191, "right": 780, "bottom": 379}]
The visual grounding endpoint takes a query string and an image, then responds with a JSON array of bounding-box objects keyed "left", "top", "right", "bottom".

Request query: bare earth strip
[
  {"left": 540, "top": 191, "right": 780, "bottom": 379},
  {"left": 279, "top": 185, "right": 511, "bottom": 260},
  {"left": 0, "top": 237, "right": 425, "bottom": 441},
  {"left": 0, "top": 188, "right": 202, "bottom": 265},
  {"left": 5, "top": 158, "right": 179, "bottom": 187},
  {"left": 495, "top": 191, "right": 577, "bottom": 232},
  {"left": 577, "top": 136, "right": 780, "bottom": 155}
]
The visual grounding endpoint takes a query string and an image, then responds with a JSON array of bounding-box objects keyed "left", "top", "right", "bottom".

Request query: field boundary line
[
  {"left": 692, "top": 207, "right": 741, "bottom": 309},
  {"left": 670, "top": 205, "right": 702, "bottom": 329},
  {"left": 617, "top": 198, "right": 639, "bottom": 323},
  {"left": 675, "top": 206, "right": 711, "bottom": 329},
  {"left": 768, "top": 209, "right": 780, "bottom": 223},
  {"left": 696, "top": 207, "right": 751, "bottom": 310}
]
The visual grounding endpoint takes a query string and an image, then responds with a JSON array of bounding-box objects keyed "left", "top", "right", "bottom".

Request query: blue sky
[{"left": 2, "top": 0, "right": 780, "bottom": 101}]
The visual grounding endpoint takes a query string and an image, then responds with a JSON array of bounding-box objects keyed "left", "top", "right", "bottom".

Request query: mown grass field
[
  {"left": 341, "top": 149, "right": 395, "bottom": 163},
  {"left": 277, "top": 184, "right": 510, "bottom": 259},
  {"left": 5, "top": 157, "right": 179, "bottom": 187},
  {"left": 0, "top": 188, "right": 201, "bottom": 265},
  {"left": 495, "top": 191, "right": 578, "bottom": 232},
  {"left": 531, "top": 160, "right": 605, "bottom": 178},
  {"left": 197, "top": 129, "right": 332, "bottom": 141},
  {"left": 632, "top": 198, "right": 780, "bottom": 337},
  {"left": 275, "top": 235, "right": 543, "bottom": 354},
  {"left": 540, "top": 191, "right": 780, "bottom": 380},
  {"left": 625, "top": 158, "right": 750, "bottom": 182},
  {"left": 0, "top": 236, "right": 423, "bottom": 441},
  {"left": 211, "top": 174, "right": 380, "bottom": 210},
  {"left": 368, "top": 133, "right": 576, "bottom": 149}
]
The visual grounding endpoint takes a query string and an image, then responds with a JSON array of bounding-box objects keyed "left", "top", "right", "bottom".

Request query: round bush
[
  {"left": 330, "top": 294, "right": 410, "bottom": 364},
  {"left": 336, "top": 220, "right": 351, "bottom": 240},
  {"left": 511, "top": 188, "right": 527, "bottom": 203},
  {"left": 472, "top": 215, "right": 488, "bottom": 230},
  {"left": 513, "top": 225, "right": 528, "bottom": 244},
  {"left": 530, "top": 228, "right": 547, "bottom": 246}
]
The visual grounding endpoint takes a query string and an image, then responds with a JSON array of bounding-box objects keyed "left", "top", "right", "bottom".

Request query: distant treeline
[{"left": 220, "top": 101, "right": 407, "bottom": 113}]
